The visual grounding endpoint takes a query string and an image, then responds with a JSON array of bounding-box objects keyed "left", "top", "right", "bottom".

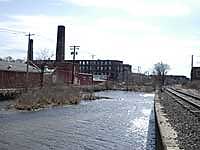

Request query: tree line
[{"left": 0, "top": 56, "right": 25, "bottom": 63}]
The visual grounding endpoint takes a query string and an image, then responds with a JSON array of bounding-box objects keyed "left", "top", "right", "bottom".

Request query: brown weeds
[{"left": 15, "top": 86, "right": 81, "bottom": 110}]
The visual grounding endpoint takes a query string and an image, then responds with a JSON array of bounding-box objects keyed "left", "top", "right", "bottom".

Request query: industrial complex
[{"left": 0, "top": 25, "right": 134, "bottom": 88}]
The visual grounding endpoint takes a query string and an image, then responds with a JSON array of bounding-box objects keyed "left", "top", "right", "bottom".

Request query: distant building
[
  {"left": 165, "top": 75, "right": 189, "bottom": 85},
  {"left": 150, "top": 74, "right": 189, "bottom": 85},
  {"left": 78, "top": 73, "right": 93, "bottom": 85},
  {"left": 191, "top": 67, "right": 200, "bottom": 81},
  {"left": 66, "top": 60, "right": 132, "bottom": 81},
  {"left": 129, "top": 73, "right": 151, "bottom": 85},
  {"left": 117, "top": 64, "right": 132, "bottom": 82}
]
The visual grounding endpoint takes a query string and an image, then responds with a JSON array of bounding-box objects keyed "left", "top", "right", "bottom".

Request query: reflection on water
[
  {"left": 0, "top": 91, "right": 155, "bottom": 150},
  {"left": 142, "top": 93, "right": 155, "bottom": 98}
]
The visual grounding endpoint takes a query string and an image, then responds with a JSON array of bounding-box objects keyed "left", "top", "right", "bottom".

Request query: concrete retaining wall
[{"left": 154, "top": 91, "right": 180, "bottom": 150}]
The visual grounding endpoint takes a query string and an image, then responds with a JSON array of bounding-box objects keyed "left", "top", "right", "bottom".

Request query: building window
[
  {"left": 109, "top": 66, "right": 111, "bottom": 70},
  {"left": 196, "top": 70, "right": 200, "bottom": 77},
  {"left": 120, "top": 67, "right": 123, "bottom": 72},
  {"left": 83, "top": 61, "right": 85, "bottom": 65}
]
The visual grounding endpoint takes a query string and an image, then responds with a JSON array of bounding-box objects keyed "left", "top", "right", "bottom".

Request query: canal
[{"left": 0, "top": 91, "right": 155, "bottom": 150}]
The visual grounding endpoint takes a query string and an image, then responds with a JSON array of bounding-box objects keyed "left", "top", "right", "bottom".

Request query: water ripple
[{"left": 0, "top": 91, "right": 155, "bottom": 150}]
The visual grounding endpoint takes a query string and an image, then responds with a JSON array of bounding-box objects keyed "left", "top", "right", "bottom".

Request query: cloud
[
  {"left": 62, "top": 0, "right": 191, "bottom": 17},
  {"left": 94, "top": 17, "right": 160, "bottom": 33},
  {"left": 0, "top": 14, "right": 198, "bottom": 76},
  {"left": 0, "top": 15, "right": 78, "bottom": 58}
]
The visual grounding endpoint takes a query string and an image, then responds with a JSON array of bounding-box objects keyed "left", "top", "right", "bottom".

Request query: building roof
[
  {"left": 0, "top": 61, "right": 40, "bottom": 73},
  {"left": 67, "top": 59, "right": 123, "bottom": 63}
]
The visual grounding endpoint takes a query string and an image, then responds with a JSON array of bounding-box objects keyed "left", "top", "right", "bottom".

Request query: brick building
[
  {"left": 78, "top": 73, "right": 93, "bottom": 85},
  {"left": 32, "top": 60, "right": 80, "bottom": 85},
  {"left": 66, "top": 60, "right": 132, "bottom": 81},
  {"left": 191, "top": 67, "right": 200, "bottom": 81},
  {"left": 0, "top": 61, "right": 41, "bottom": 88},
  {"left": 165, "top": 75, "right": 189, "bottom": 85}
]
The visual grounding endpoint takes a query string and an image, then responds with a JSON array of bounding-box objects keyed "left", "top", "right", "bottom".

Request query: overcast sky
[{"left": 1, "top": 0, "right": 200, "bottom": 77}]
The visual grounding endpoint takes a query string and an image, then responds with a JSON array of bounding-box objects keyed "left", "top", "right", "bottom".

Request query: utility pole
[
  {"left": 90, "top": 54, "right": 96, "bottom": 86},
  {"left": 70, "top": 45, "right": 80, "bottom": 84},
  {"left": 25, "top": 32, "right": 35, "bottom": 89},
  {"left": 191, "top": 55, "right": 194, "bottom": 68}
]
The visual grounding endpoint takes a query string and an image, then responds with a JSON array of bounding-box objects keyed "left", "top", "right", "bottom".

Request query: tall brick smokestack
[
  {"left": 28, "top": 39, "right": 33, "bottom": 61},
  {"left": 56, "top": 25, "right": 65, "bottom": 62}
]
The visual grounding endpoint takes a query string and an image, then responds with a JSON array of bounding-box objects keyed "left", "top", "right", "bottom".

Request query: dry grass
[
  {"left": 15, "top": 81, "right": 155, "bottom": 111},
  {"left": 182, "top": 81, "right": 200, "bottom": 90},
  {"left": 125, "top": 85, "right": 155, "bottom": 92},
  {"left": 15, "top": 86, "right": 81, "bottom": 110}
]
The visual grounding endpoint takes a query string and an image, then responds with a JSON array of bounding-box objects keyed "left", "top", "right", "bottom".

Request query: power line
[
  {"left": 0, "top": 27, "right": 58, "bottom": 43},
  {"left": 0, "top": 27, "right": 26, "bottom": 34}
]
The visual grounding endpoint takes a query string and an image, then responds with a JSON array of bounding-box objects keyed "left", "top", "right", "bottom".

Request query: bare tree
[
  {"left": 153, "top": 62, "right": 170, "bottom": 87},
  {"left": 0, "top": 56, "right": 26, "bottom": 63},
  {"left": 4, "top": 56, "right": 14, "bottom": 62},
  {"left": 36, "top": 49, "right": 54, "bottom": 60}
]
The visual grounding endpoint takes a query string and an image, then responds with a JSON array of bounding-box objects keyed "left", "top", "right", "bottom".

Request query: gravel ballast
[{"left": 158, "top": 91, "right": 200, "bottom": 150}]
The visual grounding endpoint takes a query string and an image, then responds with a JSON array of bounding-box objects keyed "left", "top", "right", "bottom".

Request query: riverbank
[
  {"left": 79, "top": 82, "right": 155, "bottom": 93},
  {"left": 1, "top": 82, "right": 155, "bottom": 111}
]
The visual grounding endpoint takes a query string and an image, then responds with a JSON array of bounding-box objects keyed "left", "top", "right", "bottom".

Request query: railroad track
[{"left": 164, "top": 87, "right": 200, "bottom": 116}]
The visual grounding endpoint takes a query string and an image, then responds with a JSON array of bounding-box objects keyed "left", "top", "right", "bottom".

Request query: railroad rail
[{"left": 164, "top": 87, "right": 200, "bottom": 116}]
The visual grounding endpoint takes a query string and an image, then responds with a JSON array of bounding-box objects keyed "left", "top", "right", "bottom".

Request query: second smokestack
[{"left": 56, "top": 25, "right": 65, "bottom": 62}]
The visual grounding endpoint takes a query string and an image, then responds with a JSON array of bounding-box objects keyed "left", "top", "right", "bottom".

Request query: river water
[{"left": 0, "top": 91, "right": 155, "bottom": 150}]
